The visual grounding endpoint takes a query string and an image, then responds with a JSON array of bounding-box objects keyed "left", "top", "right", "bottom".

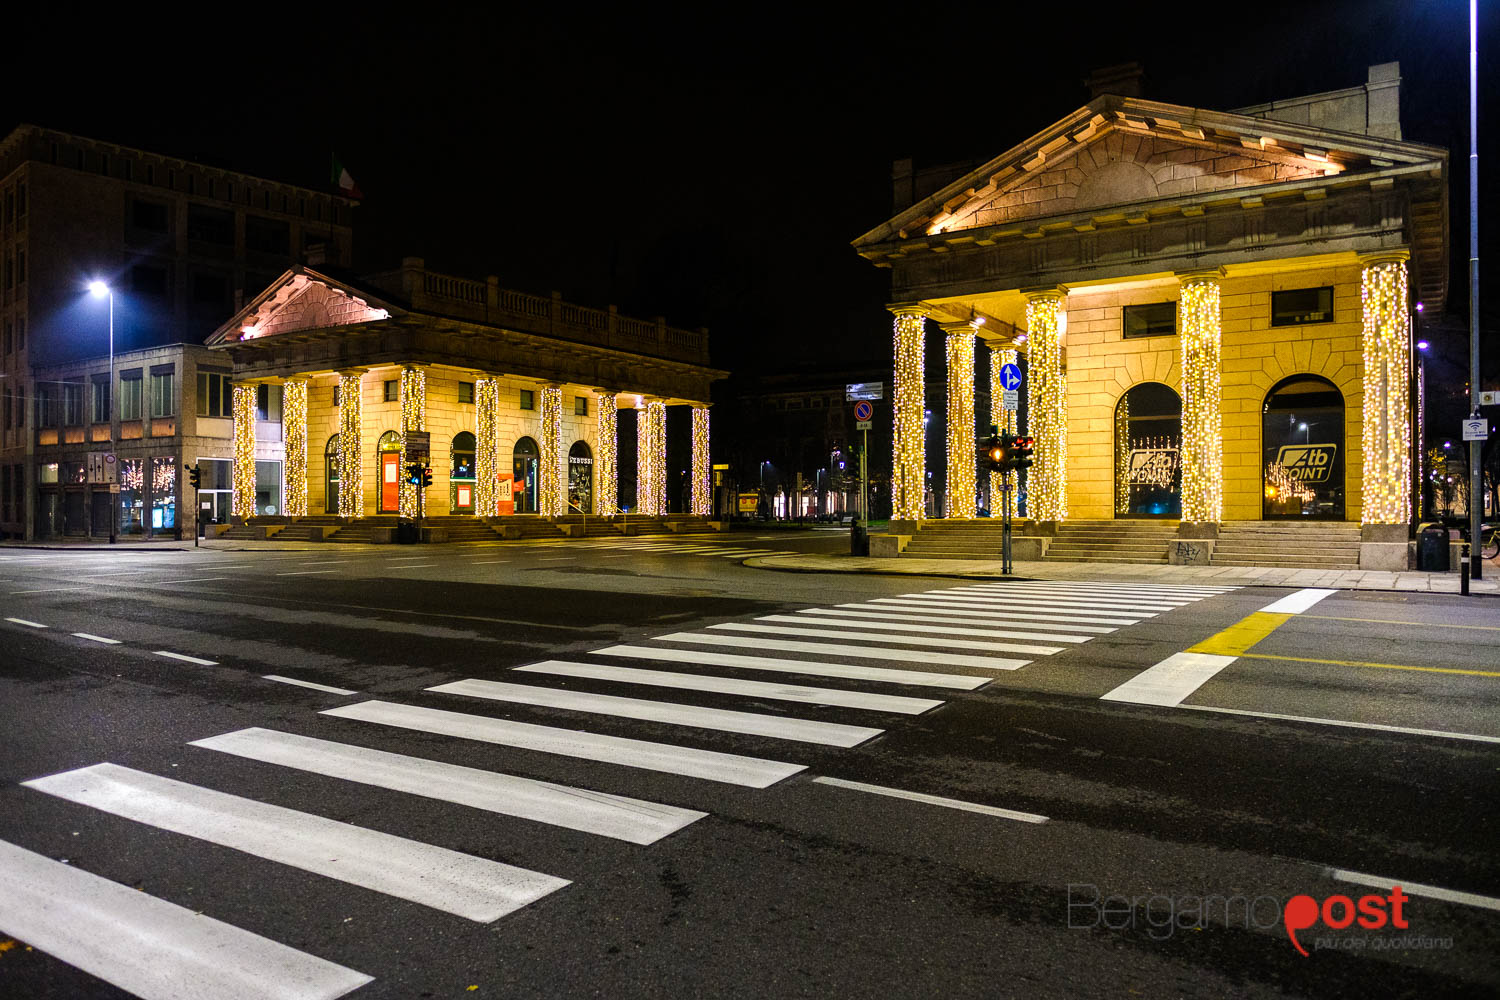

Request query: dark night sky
[{"left": 5, "top": 0, "right": 1496, "bottom": 379}]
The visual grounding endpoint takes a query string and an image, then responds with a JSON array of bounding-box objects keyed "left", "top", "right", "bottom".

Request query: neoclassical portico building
[
  {"left": 206, "top": 259, "right": 722, "bottom": 529},
  {"left": 855, "top": 64, "right": 1447, "bottom": 568}
]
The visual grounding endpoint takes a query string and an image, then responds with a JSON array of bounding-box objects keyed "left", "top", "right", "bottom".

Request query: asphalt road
[{"left": 0, "top": 528, "right": 1496, "bottom": 999}]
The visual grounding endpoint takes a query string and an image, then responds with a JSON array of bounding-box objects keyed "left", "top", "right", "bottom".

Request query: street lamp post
[{"left": 88, "top": 281, "right": 116, "bottom": 544}]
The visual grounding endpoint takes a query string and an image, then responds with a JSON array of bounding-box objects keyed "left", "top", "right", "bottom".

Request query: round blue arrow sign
[{"left": 999, "top": 363, "right": 1023, "bottom": 392}]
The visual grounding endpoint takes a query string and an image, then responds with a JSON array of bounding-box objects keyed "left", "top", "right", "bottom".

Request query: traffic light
[
  {"left": 405, "top": 462, "right": 423, "bottom": 486},
  {"left": 1012, "top": 436, "right": 1035, "bottom": 472},
  {"left": 420, "top": 465, "right": 433, "bottom": 488},
  {"left": 185, "top": 464, "right": 201, "bottom": 489}
]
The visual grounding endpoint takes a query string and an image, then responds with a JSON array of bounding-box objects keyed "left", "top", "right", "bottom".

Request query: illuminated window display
[
  {"left": 512, "top": 437, "right": 539, "bottom": 514},
  {"left": 568, "top": 441, "right": 593, "bottom": 514},
  {"left": 1114, "top": 382, "right": 1182, "bottom": 518},
  {"left": 450, "top": 432, "right": 476, "bottom": 513},
  {"left": 1262, "top": 375, "right": 1344, "bottom": 519}
]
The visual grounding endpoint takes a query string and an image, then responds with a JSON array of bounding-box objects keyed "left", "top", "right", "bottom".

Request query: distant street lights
[{"left": 88, "top": 280, "right": 117, "bottom": 544}]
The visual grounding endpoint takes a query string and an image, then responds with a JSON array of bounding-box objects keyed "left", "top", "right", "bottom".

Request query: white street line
[
  {"left": 655, "top": 632, "right": 1030, "bottom": 671},
  {"left": 5, "top": 617, "right": 48, "bottom": 628},
  {"left": 385, "top": 557, "right": 431, "bottom": 563},
  {"left": 871, "top": 597, "right": 1152, "bottom": 620},
  {"left": 323, "top": 700, "right": 804, "bottom": 788},
  {"left": 810, "top": 607, "right": 1115, "bottom": 634},
  {"left": 386, "top": 563, "right": 436, "bottom": 569},
  {"left": 964, "top": 582, "right": 1232, "bottom": 596},
  {"left": 812, "top": 777, "right": 1048, "bottom": 824},
  {"left": 9, "top": 587, "right": 86, "bottom": 595},
  {"left": 765, "top": 614, "right": 1092, "bottom": 644},
  {"left": 472, "top": 560, "right": 511, "bottom": 565},
  {"left": 1327, "top": 869, "right": 1500, "bottom": 912},
  {"left": 299, "top": 560, "right": 347, "bottom": 566},
  {"left": 430, "top": 678, "right": 883, "bottom": 748},
  {"left": 1175, "top": 704, "right": 1500, "bottom": 744},
  {"left": 154, "top": 577, "right": 229, "bottom": 585},
  {"left": 0, "top": 837, "right": 373, "bottom": 1000},
  {"left": 851, "top": 601, "right": 1130, "bottom": 628},
  {"left": 193, "top": 728, "right": 704, "bottom": 846},
  {"left": 516, "top": 660, "right": 944, "bottom": 715},
  {"left": 1100, "top": 651, "right": 1237, "bottom": 707},
  {"left": 918, "top": 592, "right": 1181, "bottom": 612},
  {"left": 1260, "top": 588, "right": 1337, "bottom": 614},
  {"left": 154, "top": 651, "right": 217, "bottom": 666},
  {"left": 952, "top": 586, "right": 1199, "bottom": 604},
  {"left": 23, "top": 763, "right": 568, "bottom": 922},
  {"left": 708, "top": 622, "right": 1062, "bottom": 656},
  {"left": 596, "top": 645, "right": 988, "bottom": 690},
  {"left": 262, "top": 675, "right": 357, "bottom": 696},
  {"left": 72, "top": 633, "right": 122, "bottom": 645},
  {"left": 276, "top": 569, "right": 339, "bottom": 576}
]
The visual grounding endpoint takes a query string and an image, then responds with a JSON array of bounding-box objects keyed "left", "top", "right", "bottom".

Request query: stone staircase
[
  {"left": 328, "top": 515, "right": 401, "bottom": 543},
  {"left": 216, "top": 516, "right": 289, "bottom": 540},
  {"left": 554, "top": 513, "right": 625, "bottom": 538},
  {"left": 272, "top": 515, "right": 343, "bottom": 542},
  {"left": 900, "top": 519, "right": 1019, "bottom": 559},
  {"left": 1044, "top": 519, "right": 1179, "bottom": 564},
  {"left": 484, "top": 515, "right": 566, "bottom": 540},
  {"left": 424, "top": 516, "right": 504, "bottom": 543},
  {"left": 1211, "top": 521, "right": 1362, "bottom": 569}
]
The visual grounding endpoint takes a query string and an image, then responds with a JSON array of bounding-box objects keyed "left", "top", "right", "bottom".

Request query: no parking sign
[{"left": 854, "top": 400, "right": 873, "bottom": 429}]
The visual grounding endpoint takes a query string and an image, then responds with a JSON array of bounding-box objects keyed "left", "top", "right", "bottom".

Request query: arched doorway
[
  {"left": 1263, "top": 375, "right": 1344, "bottom": 519},
  {"left": 1114, "top": 382, "right": 1182, "bottom": 518},
  {"left": 324, "top": 435, "right": 340, "bottom": 513},
  {"left": 568, "top": 441, "right": 593, "bottom": 513},
  {"left": 512, "top": 437, "right": 539, "bottom": 514},
  {"left": 376, "top": 430, "right": 402, "bottom": 513},
  {"left": 451, "top": 432, "right": 476, "bottom": 513}
]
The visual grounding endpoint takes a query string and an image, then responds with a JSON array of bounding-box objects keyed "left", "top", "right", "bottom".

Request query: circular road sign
[{"left": 854, "top": 401, "right": 873, "bottom": 421}]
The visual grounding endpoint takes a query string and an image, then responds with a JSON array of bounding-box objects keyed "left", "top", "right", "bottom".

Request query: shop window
[
  {"left": 325, "top": 434, "right": 340, "bottom": 513},
  {"left": 451, "top": 432, "right": 476, "bottom": 513},
  {"left": 150, "top": 457, "right": 177, "bottom": 530},
  {"left": 512, "top": 437, "right": 539, "bottom": 514},
  {"left": 1262, "top": 375, "right": 1344, "bottom": 519},
  {"left": 1114, "top": 382, "right": 1182, "bottom": 518},
  {"left": 255, "top": 460, "right": 283, "bottom": 517},
  {"left": 1271, "top": 287, "right": 1334, "bottom": 327},
  {"left": 568, "top": 440, "right": 593, "bottom": 514},
  {"left": 1123, "top": 302, "right": 1177, "bottom": 339}
]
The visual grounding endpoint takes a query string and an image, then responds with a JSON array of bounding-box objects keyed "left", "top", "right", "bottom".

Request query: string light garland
[
  {"left": 597, "top": 393, "right": 618, "bottom": 515},
  {"left": 474, "top": 377, "right": 500, "bottom": 518},
  {"left": 539, "top": 385, "right": 564, "bottom": 517},
  {"left": 991, "top": 347, "right": 1018, "bottom": 514},
  {"left": 398, "top": 366, "right": 427, "bottom": 518},
  {"left": 1179, "top": 273, "right": 1223, "bottom": 523},
  {"left": 1115, "top": 393, "right": 1131, "bottom": 514},
  {"left": 337, "top": 372, "right": 363, "bottom": 518},
  {"left": 1360, "top": 255, "right": 1411, "bottom": 524},
  {"left": 151, "top": 456, "right": 176, "bottom": 496},
  {"left": 944, "top": 324, "right": 976, "bottom": 518},
  {"left": 120, "top": 459, "right": 143, "bottom": 492},
  {"left": 1025, "top": 292, "right": 1067, "bottom": 521},
  {"left": 282, "top": 379, "right": 308, "bottom": 518},
  {"left": 891, "top": 307, "right": 927, "bottom": 520},
  {"left": 232, "top": 383, "right": 256, "bottom": 520},
  {"left": 691, "top": 405, "right": 711, "bottom": 516}
]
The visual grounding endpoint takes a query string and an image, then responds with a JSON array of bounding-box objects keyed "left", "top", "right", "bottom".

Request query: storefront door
[{"left": 380, "top": 452, "right": 400, "bottom": 513}]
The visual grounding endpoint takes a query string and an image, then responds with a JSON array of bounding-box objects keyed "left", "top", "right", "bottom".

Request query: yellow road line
[
  {"left": 1238, "top": 653, "right": 1500, "bottom": 678},
  {"left": 1303, "top": 615, "right": 1500, "bottom": 632},
  {"left": 1188, "top": 611, "right": 1292, "bottom": 656}
]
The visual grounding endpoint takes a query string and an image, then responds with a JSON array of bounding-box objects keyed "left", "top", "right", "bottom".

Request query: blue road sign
[
  {"left": 999, "top": 363, "right": 1023, "bottom": 392},
  {"left": 854, "top": 401, "right": 874, "bottom": 421}
]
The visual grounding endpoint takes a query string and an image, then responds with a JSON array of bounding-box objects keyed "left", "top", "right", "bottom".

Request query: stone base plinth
[{"left": 1169, "top": 539, "right": 1214, "bottom": 565}]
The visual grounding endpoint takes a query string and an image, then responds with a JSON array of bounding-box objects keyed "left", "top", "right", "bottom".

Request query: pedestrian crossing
[
  {"left": 0, "top": 578, "right": 1234, "bottom": 997},
  {"left": 557, "top": 539, "right": 800, "bottom": 560}
]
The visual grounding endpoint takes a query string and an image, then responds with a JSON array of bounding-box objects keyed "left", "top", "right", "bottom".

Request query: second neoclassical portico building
[
  {"left": 854, "top": 64, "right": 1447, "bottom": 568},
  {"left": 206, "top": 258, "right": 722, "bottom": 533}
]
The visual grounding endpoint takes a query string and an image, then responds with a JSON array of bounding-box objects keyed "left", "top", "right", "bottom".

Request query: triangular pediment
[{"left": 206, "top": 268, "right": 397, "bottom": 346}]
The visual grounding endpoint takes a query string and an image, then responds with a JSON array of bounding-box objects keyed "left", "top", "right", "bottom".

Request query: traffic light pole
[{"left": 1001, "top": 480, "right": 1012, "bottom": 575}]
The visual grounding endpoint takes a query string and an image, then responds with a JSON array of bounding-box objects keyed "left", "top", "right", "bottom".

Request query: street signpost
[
  {"left": 995, "top": 364, "right": 1024, "bottom": 574},
  {"left": 850, "top": 400, "right": 875, "bottom": 555},
  {"left": 1480, "top": 391, "right": 1500, "bottom": 406},
  {"left": 998, "top": 363, "right": 1023, "bottom": 393},
  {"left": 845, "top": 382, "right": 884, "bottom": 402},
  {"left": 1002, "top": 390, "right": 1018, "bottom": 411}
]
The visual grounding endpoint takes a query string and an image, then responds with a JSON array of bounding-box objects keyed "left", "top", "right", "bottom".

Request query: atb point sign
[{"left": 999, "top": 363, "right": 1023, "bottom": 392}]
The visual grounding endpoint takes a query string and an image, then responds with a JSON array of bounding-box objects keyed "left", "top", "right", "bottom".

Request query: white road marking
[
  {"left": 72, "top": 633, "right": 122, "bottom": 645},
  {"left": 1174, "top": 704, "right": 1500, "bottom": 744},
  {"left": 848, "top": 601, "right": 1129, "bottom": 628},
  {"left": 385, "top": 557, "right": 431, "bottom": 563},
  {"left": 596, "top": 644, "right": 988, "bottom": 690},
  {"left": 276, "top": 569, "right": 339, "bottom": 576},
  {"left": 154, "top": 651, "right": 217, "bottom": 666},
  {"left": 870, "top": 597, "right": 1150, "bottom": 620},
  {"left": 917, "top": 592, "right": 1181, "bottom": 612},
  {"left": 5, "top": 617, "right": 48, "bottom": 628},
  {"left": 0, "top": 837, "right": 373, "bottom": 1000},
  {"left": 1328, "top": 869, "right": 1500, "bottom": 912},
  {"left": 1260, "top": 588, "right": 1338, "bottom": 614},
  {"left": 430, "top": 678, "right": 883, "bottom": 747},
  {"left": 952, "top": 586, "right": 1198, "bottom": 604},
  {"left": 299, "top": 560, "right": 346, "bottom": 566},
  {"left": 516, "top": 660, "right": 943, "bottom": 714},
  {"left": 655, "top": 632, "right": 1030, "bottom": 671},
  {"left": 812, "top": 777, "right": 1049, "bottom": 824},
  {"left": 25, "top": 763, "right": 568, "bottom": 922},
  {"left": 471, "top": 559, "right": 511, "bottom": 565},
  {"left": 1100, "top": 651, "right": 1238, "bottom": 707},
  {"left": 9, "top": 587, "right": 86, "bottom": 595},
  {"left": 193, "top": 728, "right": 704, "bottom": 846},
  {"left": 323, "top": 700, "right": 804, "bottom": 787},
  {"left": 708, "top": 622, "right": 1062, "bottom": 656},
  {"left": 262, "top": 675, "right": 357, "bottom": 696},
  {"left": 386, "top": 563, "right": 436, "bottom": 569},
  {"left": 809, "top": 606, "right": 1116, "bottom": 634},
  {"left": 153, "top": 577, "right": 230, "bottom": 585},
  {"left": 766, "top": 613, "right": 1092, "bottom": 644}
]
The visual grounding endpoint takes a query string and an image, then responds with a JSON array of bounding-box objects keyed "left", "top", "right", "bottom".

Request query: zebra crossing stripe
[
  {"left": 654, "top": 632, "right": 1030, "bottom": 671},
  {"left": 807, "top": 606, "right": 1118, "bottom": 634},
  {"left": 946, "top": 586, "right": 1198, "bottom": 605},
  {"left": 0, "top": 837, "right": 374, "bottom": 1000},
  {"left": 849, "top": 601, "right": 1132, "bottom": 628},
  {"left": 915, "top": 592, "right": 1181, "bottom": 613},
  {"left": 22, "top": 763, "right": 569, "bottom": 922},
  {"left": 594, "top": 644, "right": 989, "bottom": 690},
  {"left": 940, "top": 587, "right": 1192, "bottom": 608},
  {"left": 514, "top": 660, "right": 943, "bottom": 715},
  {"left": 429, "top": 678, "right": 883, "bottom": 747},
  {"left": 707, "top": 622, "right": 1063, "bottom": 656},
  {"left": 871, "top": 596, "right": 1150, "bottom": 619},
  {"left": 191, "top": 728, "right": 705, "bottom": 846},
  {"left": 763, "top": 614, "right": 1092, "bottom": 644},
  {"left": 323, "top": 700, "right": 804, "bottom": 788}
]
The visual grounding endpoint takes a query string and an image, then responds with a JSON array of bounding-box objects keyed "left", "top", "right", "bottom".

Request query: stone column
[
  {"left": 690, "top": 404, "right": 711, "bottom": 516},
  {"left": 539, "top": 384, "right": 565, "bottom": 517},
  {"left": 990, "top": 345, "right": 1019, "bottom": 514},
  {"left": 397, "top": 365, "right": 427, "bottom": 519},
  {"left": 1177, "top": 269, "right": 1224, "bottom": 525},
  {"left": 473, "top": 375, "right": 501, "bottom": 518},
  {"left": 1024, "top": 289, "right": 1068, "bottom": 522},
  {"left": 336, "top": 370, "right": 364, "bottom": 518},
  {"left": 231, "top": 382, "right": 256, "bottom": 521},
  {"left": 636, "top": 398, "right": 666, "bottom": 515},
  {"left": 1360, "top": 252, "right": 1412, "bottom": 525},
  {"left": 282, "top": 378, "right": 309, "bottom": 518},
  {"left": 596, "top": 393, "right": 619, "bottom": 515},
  {"left": 891, "top": 305, "right": 928, "bottom": 523},
  {"left": 941, "top": 322, "right": 978, "bottom": 519}
]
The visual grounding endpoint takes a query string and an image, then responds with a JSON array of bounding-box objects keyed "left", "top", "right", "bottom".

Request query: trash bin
[
  {"left": 850, "top": 520, "right": 869, "bottom": 556},
  {"left": 1416, "top": 523, "right": 1448, "bottom": 571},
  {"left": 396, "top": 520, "right": 419, "bottom": 545}
]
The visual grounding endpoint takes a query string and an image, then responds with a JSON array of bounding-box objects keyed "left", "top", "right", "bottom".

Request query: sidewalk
[
  {"left": 746, "top": 552, "right": 1500, "bottom": 594},
  {"left": 0, "top": 537, "right": 193, "bottom": 552}
]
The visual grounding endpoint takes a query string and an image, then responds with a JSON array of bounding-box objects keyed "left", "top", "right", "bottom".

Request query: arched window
[
  {"left": 324, "top": 434, "right": 340, "bottom": 513},
  {"left": 451, "top": 432, "right": 476, "bottom": 513},
  {"left": 1263, "top": 375, "right": 1344, "bottom": 519},
  {"left": 1114, "top": 382, "right": 1182, "bottom": 518},
  {"left": 512, "top": 437, "right": 539, "bottom": 514},
  {"left": 568, "top": 440, "right": 593, "bottom": 514},
  {"left": 376, "top": 430, "right": 402, "bottom": 513}
]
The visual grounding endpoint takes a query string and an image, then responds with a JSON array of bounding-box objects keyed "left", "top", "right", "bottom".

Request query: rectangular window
[
  {"left": 519, "top": 389, "right": 534, "bottom": 411},
  {"left": 91, "top": 376, "right": 109, "bottom": 423},
  {"left": 150, "top": 372, "right": 173, "bottom": 417},
  {"left": 383, "top": 379, "right": 399, "bottom": 402},
  {"left": 130, "top": 263, "right": 170, "bottom": 299},
  {"left": 187, "top": 204, "right": 234, "bottom": 245},
  {"left": 256, "top": 383, "right": 283, "bottom": 422},
  {"left": 131, "top": 199, "right": 169, "bottom": 233},
  {"left": 122, "top": 160, "right": 132, "bottom": 182},
  {"left": 120, "top": 375, "right": 143, "bottom": 420},
  {"left": 63, "top": 382, "right": 84, "bottom": 426},
  {"left": 574, "top": 396, "right": 588, "bottom": 416},
  {"left": 37, "top": 385, "right": 56, "bottom": 427},
  {"left": 1271, "top": 287, "right": 1334, "bottom": 327},
  {"left": 196, "top": 372, "right": 231, "bottom": 417},
  {"left": 1123, "top": 302, "right": 1177, "bottom": 339},
  {"left": 245, "top": 216, "right": 289, "bottom": 254},
  {"left": 16, "top": 250, "right": 24, "bottom": 284},
  {"left": 331, "top": 384, "right": 340, "bottom": 407},
  {"left": 457, "top": 381, "right": 474, "bottom": 404}
]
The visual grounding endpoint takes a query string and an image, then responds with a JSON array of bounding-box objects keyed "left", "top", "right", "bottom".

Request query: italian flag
[{"left": 331, "top": 155, "right": 363, "bottom": 199}]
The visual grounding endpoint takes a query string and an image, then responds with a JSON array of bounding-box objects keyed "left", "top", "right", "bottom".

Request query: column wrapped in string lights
[
  {"left": 1024, "top": 291, "right": 1068, "bottom": 521},
  {"left": 891, "top": 306, "right": 928, "bottom": 520},
  {"left": 596, "top": 393, "right": 618, "bottom": 515},
  {"left": 336, "top": 371, "right": 363, "bottom": 518},
  {"left": 231, "top": 383, "right": 256, "bottom": 520},
  {"left": 690, "top": 405, "right": 711, "bottom": 516},
  {"left": 473, "top": 377, "right": 500, "bottom": 518},
  {"left": 942, "top": 323, "right": 977, "bottom": 518},
  {"left": 397, "top": 366, "right": 427, "bottom": 518},
  {"left": 538, "top": 385, "right": 564, "bottom": 517},
  {"left": 990, "top": 346, "right": 1018, "bottom": 513},
  {"left": 1114, "top": 391, "right": 1131, "bottom": 515},
  {"left": 1360, "top": 253, "right": 1412, "bottom": 524},
  {"left": 1178, "top": 270, "right": 1224, "bottom": 524},
  {"left": 636, "top": 398, "right": 666, "bottom": 515},
  {"left": 282, "top": 379, "right": 308, "bottom": 518}
]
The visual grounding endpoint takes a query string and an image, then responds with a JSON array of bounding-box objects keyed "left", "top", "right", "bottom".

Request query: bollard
[{"left": 1461, "top": 542, "right": 1470, "bottom": 596}]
